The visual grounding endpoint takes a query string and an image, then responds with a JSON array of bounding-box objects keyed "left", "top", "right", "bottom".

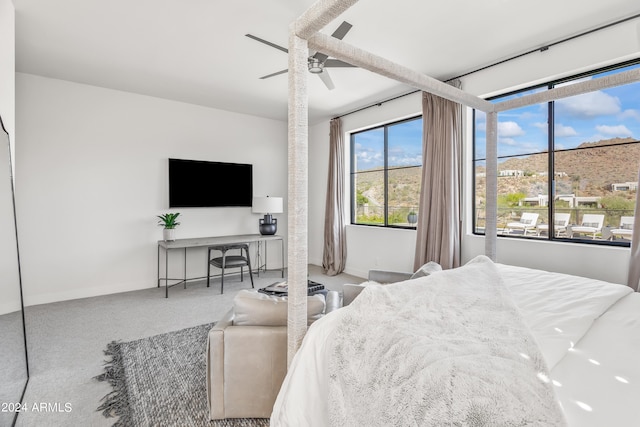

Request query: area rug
[{"left": 95, "top": 323, "right": 269, "bottom": 427}]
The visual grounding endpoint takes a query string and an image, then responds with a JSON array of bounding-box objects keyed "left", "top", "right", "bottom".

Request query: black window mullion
[
  {"left": 548, "top": 95, "right": 554, "bottom": 241},
  {"left": 383, "top": 125, "right": 389, "bottom": 226},
  {"left": 350, "top": 133, "right": 356, "bottom": 224}
]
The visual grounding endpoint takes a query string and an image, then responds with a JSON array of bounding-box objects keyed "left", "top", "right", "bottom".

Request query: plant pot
[
  {"left": 407, "top": 213, "right": 418, "bottom": 224},
  {"left": 163, "top": 228, "right": 176, "bottom": 242}
]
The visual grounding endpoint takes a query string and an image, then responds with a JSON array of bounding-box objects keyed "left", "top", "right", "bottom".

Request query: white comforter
[{"left": 271, "top": 259, "right": 638, "bottom": 427}]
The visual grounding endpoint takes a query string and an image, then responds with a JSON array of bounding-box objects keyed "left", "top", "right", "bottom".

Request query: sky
[
  {"left": 475, "top": 63, "right": 640, "bottom": 160},
  {"left": 352, "top": 63, "right": 640, "bottom": 170},
  {"left": 353, "top": 117, "right": 422, "bottom": 171}
]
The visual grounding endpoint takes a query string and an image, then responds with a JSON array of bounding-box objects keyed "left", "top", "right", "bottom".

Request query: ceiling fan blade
[
  {"left": 310, "top": 21, "right": 353, "bottom": 64},
  {"left": 318, "top": 70, "right": 335, "bottom": 90},
  {"left": 245, "top": 34, "right": 288, "bottom": 53},
  {"left": 324, "top": 59, "right": 356, "bottom": 68},
  {"left": 331, "top": 21, "right": 352, "bottom": 40},
  {"left": 311, "top": 51, "right": 329, "bottom": 63},
  {"left": 260, "top": 69, "right": 288, "bottom": 79}
]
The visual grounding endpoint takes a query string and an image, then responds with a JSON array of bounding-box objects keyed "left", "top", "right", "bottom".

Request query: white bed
[{"left": 271, "top": 258, "right": 640, "bottom": 426}]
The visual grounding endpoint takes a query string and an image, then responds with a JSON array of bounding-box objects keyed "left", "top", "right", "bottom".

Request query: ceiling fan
[{"left": 245, "top": 21, "right": 356, "bottom": 90}]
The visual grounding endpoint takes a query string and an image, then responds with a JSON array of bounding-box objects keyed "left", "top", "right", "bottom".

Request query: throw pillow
[
  {"left": 521, "top": 219, "right": 532, "bottom": 224},
  {"left": 582, "top": 222, "right": 598, "bottom": 228},
  {"left": 410, "top": 261, "right": 443, "bottom": 280},
  {"left": 233, "top": 290, "right": 325, "bottom": 326},
  {"left": 554, "top": 219, "right": 566, "bottom": 226},
  {"left": 622, "top": 223, "right": 634, "bottom": 230}
]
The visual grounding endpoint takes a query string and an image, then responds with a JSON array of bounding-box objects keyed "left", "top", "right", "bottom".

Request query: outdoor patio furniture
[
  {"left": 537, "top": 213, "right": 571, "bottom": 237},
  {"left": 504, "top": 212, "right": 539, "bottom": 235},
  {"left": 570, "top": 214, "right": 605, "bottom": 239},
  {"left": 609, "top": 216, "right": 635, "bottom": 240}
]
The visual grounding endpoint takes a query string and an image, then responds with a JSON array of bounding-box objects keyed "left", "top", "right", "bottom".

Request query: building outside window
[
  {"left": 474, "top": 61, "right": 640, "bottom": 245},
  {"left": 351, "top": 116, "right": 422, "bottom": 227}
]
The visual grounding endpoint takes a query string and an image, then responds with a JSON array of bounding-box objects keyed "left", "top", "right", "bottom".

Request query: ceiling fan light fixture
[{"left": 308, "top": 59, "right": 324, "bottom": 74}]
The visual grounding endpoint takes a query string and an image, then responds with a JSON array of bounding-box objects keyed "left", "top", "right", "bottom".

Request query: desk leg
[
  {"left": 256, "top": 241, "right": 261, "bottom": 277},
  {"left": 157, "top": 244, "right": 160, "bottom": 288},
  {"left": 281, "top": 238, "right": 284, "bottom": 278},
  {"left": 184, "top": 247, "right": 187, "bottom": 289},
  {"left": 165, "top": 248, "right": 169, "bottom": 298},
  {"left": 264, "top": 241, "right": 268, "bottom": 274}
]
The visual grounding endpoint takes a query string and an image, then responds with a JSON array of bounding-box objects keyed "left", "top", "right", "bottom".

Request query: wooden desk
[{"left": 157, "top": 234, "right": 284, "bottom": 298}]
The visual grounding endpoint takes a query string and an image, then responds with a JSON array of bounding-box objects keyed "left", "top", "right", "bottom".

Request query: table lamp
[{"left": 252, "top": 196, "right": 283, "bottom": 235}]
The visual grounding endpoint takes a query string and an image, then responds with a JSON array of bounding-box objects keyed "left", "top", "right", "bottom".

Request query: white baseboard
[{"left": 343, "top": 266, "right": 368, "bottom": 280}]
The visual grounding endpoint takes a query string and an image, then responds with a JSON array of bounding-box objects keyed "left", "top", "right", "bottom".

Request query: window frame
[
  {"left": 350, "top": 115, "right": 423, "bottom": 229},
  {"left": 472, "top": 58, "right": 640, "bottom": 247}
]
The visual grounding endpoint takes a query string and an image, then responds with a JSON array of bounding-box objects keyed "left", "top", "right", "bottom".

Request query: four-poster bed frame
[{"left": 286, "top": 0, "right": 640, "bottom": 362}]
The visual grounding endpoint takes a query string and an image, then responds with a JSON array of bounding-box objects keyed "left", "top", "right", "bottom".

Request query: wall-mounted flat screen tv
[{"left": 169, "top": 158, "right": 253, "bottom": 208}]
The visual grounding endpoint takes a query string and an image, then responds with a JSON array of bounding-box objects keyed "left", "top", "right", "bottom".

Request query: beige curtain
[
  {"left": 414, "top": 83, "right": 462, "bottom": 271},
  {"left": 322, "top": 118, "right": 347, "bottom": 275},
  {"left": 626, "top": 167, "right": 640, "bottom": 291}
]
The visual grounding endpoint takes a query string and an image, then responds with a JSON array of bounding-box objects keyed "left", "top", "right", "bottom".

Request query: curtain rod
[{"left": 332, "top": 12, "right": 640, "bottom": 120}]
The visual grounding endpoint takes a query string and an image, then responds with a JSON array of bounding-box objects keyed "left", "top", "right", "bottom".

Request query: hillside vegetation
[
  {"left": 355, "top": 138, "right": 639, "bottom": 227},
  {"left": 476, "top": 138, "right": 639, "bottom": 201}
]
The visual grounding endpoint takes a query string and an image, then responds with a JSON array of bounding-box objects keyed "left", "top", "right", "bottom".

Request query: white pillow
[
  {"left": 410, "top": 261, "right": 442, "bottom": 279},
  {"left": 232, "top": 290, "right": 325, "bottom": 326}
]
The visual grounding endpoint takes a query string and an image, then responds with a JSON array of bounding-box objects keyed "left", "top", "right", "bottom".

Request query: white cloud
[
  {"left": 555, "top": 91, "right": 621, "bottom": 118},
  {"left": 389, "top": 155, "right": 422, "bottom": 166},
  {"left": 533, "top": 122, "right": 547, "bottom": 131},
  {"left": 619, "top": 109, "right": 640, "bottom": 121},
  {"left": 535, "top": 122, "right": 577, "bottom": 137},
  {"left": 555, "top": 124, "right": 578, "bottom": 137},
  {"left": 356, "top": 149, "right": 382, "bottom": 165},
  {"left": 499, "top": 138, "right": 517, "bottom": 146},
  {"left": 595, "top": 124, "right": 633, "bottom": 137},
  {"left": 498, "top": 121, "right": 525, "bottom": 137}
]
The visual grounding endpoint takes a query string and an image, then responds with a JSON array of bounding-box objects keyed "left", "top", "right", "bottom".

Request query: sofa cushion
[
  {"left": 410, "top": 261, "right": 443, "bottom": 279},
  {"left": 232, "top": 290, "right": 325, "bottom": 326}
]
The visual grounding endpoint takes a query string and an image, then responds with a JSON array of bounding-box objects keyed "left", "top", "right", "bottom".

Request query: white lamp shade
[{"left": 252, "top": 196, "right": 283, "bottom": 214}]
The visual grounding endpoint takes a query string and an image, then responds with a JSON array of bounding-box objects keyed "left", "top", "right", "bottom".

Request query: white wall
[
  {"left": 308, "top": 17, "right": 640, "bottom": 284},
  {"left": 16, "top": 73, "right": 287, "bottom": 305},
  {"left": 0, "top": 0, "right": 14, "bottom": 137},
  {"left": 0, "top": 0, "right": 22, "bottom": 315}
]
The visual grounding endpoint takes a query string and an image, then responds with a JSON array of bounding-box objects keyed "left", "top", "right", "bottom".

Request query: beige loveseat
[
  {"left": 342, "top": 262, "right": 442, "bottom": 306},
  {"left": 206, "top": 289, "right": 341, "bottom": 420}
]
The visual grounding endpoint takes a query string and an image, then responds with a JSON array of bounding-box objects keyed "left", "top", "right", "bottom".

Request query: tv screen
[{"left": 168, "top": 158, "right": 253, "bottom": 208}]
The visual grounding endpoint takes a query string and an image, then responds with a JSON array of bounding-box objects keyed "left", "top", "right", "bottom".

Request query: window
[
  {"left": 473, "top": 60, "right": 640, "bottom": 245},
  {"left": 351, "top": 116, "right": 422, "bottom": 227}
]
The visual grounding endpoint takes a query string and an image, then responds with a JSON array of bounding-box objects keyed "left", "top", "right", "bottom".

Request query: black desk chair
[{"left": 207, "top": 243, "right": 254, "bottom": 294}]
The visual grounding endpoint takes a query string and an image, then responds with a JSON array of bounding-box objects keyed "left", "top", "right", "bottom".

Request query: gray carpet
[
  {"left": 14, "top": 266, "right": 364, "bottom": 426},
  {"left": 0, "top": 310, "right": 28, "bottom": 427},
  {"left": 96, "top": 323, "right": 268, "bottom": 427}
]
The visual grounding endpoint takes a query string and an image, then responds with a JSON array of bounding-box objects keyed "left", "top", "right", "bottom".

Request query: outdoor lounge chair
[
  {"left": 504, "top": 212, "right": 539, "bottom": 235},
  {"left": 609, "top": 216, "right": 634, "bottom": 240},
  {"left": 537, "top": 213, "right": 571, "bottom": 237},
  {"left": 570, "top": 214, "right": 605, "bottom": 239}
]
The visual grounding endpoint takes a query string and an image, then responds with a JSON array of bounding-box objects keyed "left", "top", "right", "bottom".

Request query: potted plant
[
  {"left": 157, "top": 213, "right": 181, "bottom": 241},
  {"left": 407, "top": 211, "right": 418, "bottom": 224}
]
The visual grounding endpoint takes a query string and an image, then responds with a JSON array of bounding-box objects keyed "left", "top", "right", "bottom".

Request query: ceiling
[{"left": 14, "top": 0, "right": 640, "bottom": 124}]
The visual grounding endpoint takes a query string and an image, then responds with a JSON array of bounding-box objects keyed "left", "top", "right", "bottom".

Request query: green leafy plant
[{"left": 157, "top": 213, "right": 181, "bottom": 229}]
